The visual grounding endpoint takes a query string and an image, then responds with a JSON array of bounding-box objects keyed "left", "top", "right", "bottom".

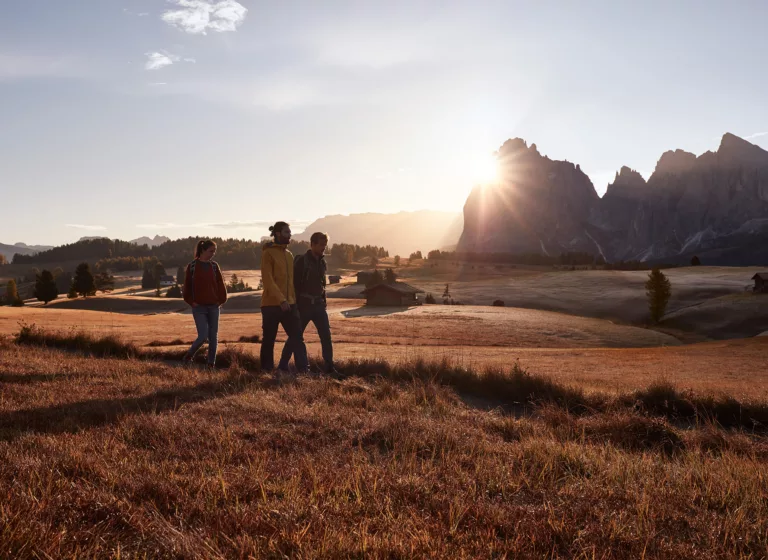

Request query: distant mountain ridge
[
  {"left": 295, "top": 211, "right": 463, "bottom": 256},
  {"left": 0, "top": 242, "right": 54, "bottom": 261},
  {"left": 130, "top": 235, "right": 171, "bottom": 248},
  {"left": 458, "top": 133, "right": 768, "bottom": 265}
]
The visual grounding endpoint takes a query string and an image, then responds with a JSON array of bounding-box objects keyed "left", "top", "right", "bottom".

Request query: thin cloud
[
  {"left": 144, "top": 52, "right": 195, "bottom": 71},
  {"left": 65, "top": 224, "right": 107, "bottom": 231},
  {"left": 145, "top": 52, "right": 178, "bottom": 70},
  {"left": 745, "top": 132, "right": 768, "bottom": 140},
  {"left": 161, "top": 0, "right": 248, "bottom": 35}
]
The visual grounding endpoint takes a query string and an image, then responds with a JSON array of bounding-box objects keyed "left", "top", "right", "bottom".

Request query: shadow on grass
[
  {"left": 0, "top": 372, "right": 275, "bottom": 442},
  {"left": 0, "top": 373, "right": 79, "bottom": 384},
  {"left": 341, "top": 306, "right": 414, "bottom": 318}
]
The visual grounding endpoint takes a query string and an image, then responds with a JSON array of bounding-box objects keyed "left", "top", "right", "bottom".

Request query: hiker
[
  {"left": 260, "top": 221, "right": 308, "bottom": 373},
  {"left": 182, "top": 239, "right": 228, "bottom": 367},
  {"left": 295, "top": 232, "right": 339, "bottom": 376}
]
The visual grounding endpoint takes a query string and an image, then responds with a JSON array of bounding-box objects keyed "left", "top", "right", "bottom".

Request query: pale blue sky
[{"left": 2, "top": 0, "right": 768, "bottom": 244}]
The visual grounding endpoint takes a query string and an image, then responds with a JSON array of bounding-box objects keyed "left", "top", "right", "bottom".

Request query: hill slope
[{"left": 296, "top": 210, "right": 463, "bottom": 255}]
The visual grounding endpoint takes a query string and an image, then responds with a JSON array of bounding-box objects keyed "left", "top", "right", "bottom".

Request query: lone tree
[
  {"left": 394, "top": 255, "right": 401, "bottom": 267},
  {"left": 34, "top": 270, "right": 59, "bottom": 304},
  {"left": 384, "top": 268, "right": 397, "bottom": 284},
  {"left": 141, "top": 268, "right": 154, "bottom": 290},
  {"left": 176, "top": 265, "right": 186, "bottom": 285},
  {"left": 4, "top": 279, "right": 19, "bottom": 305},
  {"left": 95, "top": 272, "right": 115, "bottom": 293},
  {"left": 153, "top": 262, "right": 166, "bottom": 287},
  {"left": 690, "top": 255, "right": 701, "bottom": 266},
  {"left": 645, "top": 267, "right": 671, "bottom": 323},
  {"left": 73, "top": 262, "right": 97, "bottom": 298}
]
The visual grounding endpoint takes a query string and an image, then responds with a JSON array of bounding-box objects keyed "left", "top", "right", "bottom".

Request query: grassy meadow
[{"left": 1, "top": 329, "right": 768, "bottom": 558}]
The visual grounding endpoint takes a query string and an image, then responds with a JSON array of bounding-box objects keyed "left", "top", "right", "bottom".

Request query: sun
[{"left": 467, "top": 152, "right": 500, "bottom": 184}]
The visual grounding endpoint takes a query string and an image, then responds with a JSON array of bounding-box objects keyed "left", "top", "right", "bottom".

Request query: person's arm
[
  {"left": 183, "top": 264, "right": 195, "bottom": 306},
  {"left": 294, "top": 255, "right": 303, "bottom": 297},
  {"left": 262, "top": 251, "right": 286, "bottom": 303},
  {"left": 215, "top": 264, "right": 228, "bottom": 305}
]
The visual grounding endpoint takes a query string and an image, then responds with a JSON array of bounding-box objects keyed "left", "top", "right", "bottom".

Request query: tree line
[{"left": 13, "top": 237, "right": 389, "bottom": 271}]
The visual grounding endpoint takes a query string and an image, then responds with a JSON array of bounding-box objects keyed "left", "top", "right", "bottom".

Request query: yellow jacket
[{"left": 260, "top": 242, "right": 296, "bottom": 306}]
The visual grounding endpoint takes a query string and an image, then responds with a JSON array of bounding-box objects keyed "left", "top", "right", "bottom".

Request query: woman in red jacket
[{"left": 182, "top": 239, "right": 228, "bottom": 367}]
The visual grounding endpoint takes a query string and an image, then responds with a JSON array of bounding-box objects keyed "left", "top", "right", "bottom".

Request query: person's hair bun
[{"left": 268, "top": 225, "right": 274, "bottom": 232}]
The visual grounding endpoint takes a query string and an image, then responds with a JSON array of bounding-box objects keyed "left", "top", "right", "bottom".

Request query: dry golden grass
[{"left": 1, "top": 337, "right": 768, "bottom": 558}]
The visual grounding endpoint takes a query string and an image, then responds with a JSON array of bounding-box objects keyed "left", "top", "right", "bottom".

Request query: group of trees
[
  {"left": 364, "top": 268, "right": 397, "bottom": 288},
  {"left": 1, "top": 263, "right": 115, "bottom": 306},
  {"left": 12, "top": 238, "right": 150, "bottom": 265},
  {"left": 141, "top": 262, "right": 168, "bottom": 290},
  {"left": 327, "top": 243, "right": 388, "bottom": 266},
  {"left": 227, "top": 274, "right": 253, "bottom": 293}
]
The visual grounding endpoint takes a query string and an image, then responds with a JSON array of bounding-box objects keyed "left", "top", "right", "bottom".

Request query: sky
[{"left": 2, "top": 0, "right": 768, "bottom": 245}]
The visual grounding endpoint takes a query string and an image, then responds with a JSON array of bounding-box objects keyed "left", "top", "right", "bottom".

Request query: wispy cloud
[
  {"left": 161, "top": 0, "right": 248, "bottom": 35},
  {"left": 745, "top": 132, "right": 768, "bottom": 140},
  {"left": 65, "top": 224, "right": 107, "bottom": 231},
  {"left": 145, "top": 51, "right": 178, "bottom": 70},
  {"left": 144, "top": 51, "right": 195, "bottom": 71}
]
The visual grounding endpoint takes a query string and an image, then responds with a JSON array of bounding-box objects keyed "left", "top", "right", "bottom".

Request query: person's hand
[{"left": 280, "top": 301, "right": 290, "bottom": 312}]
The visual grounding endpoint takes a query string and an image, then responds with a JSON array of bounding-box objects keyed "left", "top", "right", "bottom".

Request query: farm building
[
  {"left": 328, "top": 275, "right": 341, "bottom": 284},
  {"left": 159, "top": 275, "right": 176, "bottom": 288},
  {"left": 753, "top": 273, "right": 768, "bottom": 293},
  {"left": 362, "top": 282, "right": 424, "bottom": 307}
]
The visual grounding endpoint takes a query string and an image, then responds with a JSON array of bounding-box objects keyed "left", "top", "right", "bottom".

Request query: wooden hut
[
  {"left": 328, "top": 275, "right": 341, "bottom": 284},
  {"left": 362, "top": 282, "right": 424, "bottom": 306},
  {"left": 753, "top": 273, "right": 768, "bottom": 293}
]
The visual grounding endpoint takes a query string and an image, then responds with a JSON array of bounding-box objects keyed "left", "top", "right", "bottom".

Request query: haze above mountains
[{"left": 3, "top": 133, "right": 768, "bottom": 265}]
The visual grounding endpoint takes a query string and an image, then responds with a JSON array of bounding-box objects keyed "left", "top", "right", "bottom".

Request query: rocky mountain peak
[
  {"left": 653, "top": 149, "right": 697, "bottom": 177},
  {"left": 604, "top": 166, "right": 647, "bottom": 199},
  {"left": 716, "top": 132, "right": 768, "bottom": 167}
]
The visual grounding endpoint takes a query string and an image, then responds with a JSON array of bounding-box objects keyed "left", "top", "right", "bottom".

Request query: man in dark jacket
[{"left": 294, "top": 232, "right": 338, "bottom": 376}]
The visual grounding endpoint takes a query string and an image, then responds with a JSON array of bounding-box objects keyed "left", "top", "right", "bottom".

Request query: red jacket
[{"left": 183, "top": 260, "right": 228, "bottom": 306}]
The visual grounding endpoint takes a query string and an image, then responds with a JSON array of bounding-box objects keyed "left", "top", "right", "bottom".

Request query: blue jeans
[
  {"left": 300, "top": 300, "right": 334, "bottom": 371},
  {"left": 260, "top": 305, "right": 308, "bottom": 371},
  {"left": 185, "top": 305, "right": 220, "bottom": 365}
]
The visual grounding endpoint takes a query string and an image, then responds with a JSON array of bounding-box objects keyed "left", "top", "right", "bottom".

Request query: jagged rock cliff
[
  {"left": 458, "top": 133, "right": 768, "bottom": 264},
  {"left": 458, "top": 139, "right": 599, "bottom": 255}
]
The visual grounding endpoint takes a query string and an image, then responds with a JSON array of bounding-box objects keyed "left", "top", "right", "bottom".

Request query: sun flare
[{"left": 467, "top": 152, "right": 501, "bottom": 184}]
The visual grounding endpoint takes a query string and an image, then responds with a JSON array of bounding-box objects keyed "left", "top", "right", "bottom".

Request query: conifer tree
[
  {"left": 73, "top": 262, "right": 97, "bottom": 298},
  {"left": 34, "top": 270, "right": 59, "bottom": 304},
  {"left": 645, "top": 267, "right": 671, "bottom": 323}
]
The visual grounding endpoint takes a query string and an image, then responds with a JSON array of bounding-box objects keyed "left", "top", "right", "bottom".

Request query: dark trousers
[
  {"left": 260, "top": 305, "right": 308, "bottom": 371},
  {"left": 299, "top": 300, "right": 334, "bottom": 371}
]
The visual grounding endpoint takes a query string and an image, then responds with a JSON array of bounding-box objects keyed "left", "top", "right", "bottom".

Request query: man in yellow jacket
[{"left": 260, "top": 221, "right": 308, "bottom": 372}]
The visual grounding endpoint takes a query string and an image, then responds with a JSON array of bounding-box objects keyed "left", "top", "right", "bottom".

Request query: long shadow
[
  {"left": 341, "top": 306, "right": 414, "bottom": 318},
  {"left": 0, "top": 373, "right": 79, "bottom": 384},
  {"left": 0, "top": 372, "right": 276, "bottom": 442}
]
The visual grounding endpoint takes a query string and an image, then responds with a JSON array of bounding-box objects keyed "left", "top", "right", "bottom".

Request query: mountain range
[
  {"left": 295, "top": 211, "right": 463, "bottom": 256},
  {"left": 0, "top": 242, "right": 54, "bottom": 261},
  {"left": 459, "top": 133, "right": 768, "bottom": 265}
]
